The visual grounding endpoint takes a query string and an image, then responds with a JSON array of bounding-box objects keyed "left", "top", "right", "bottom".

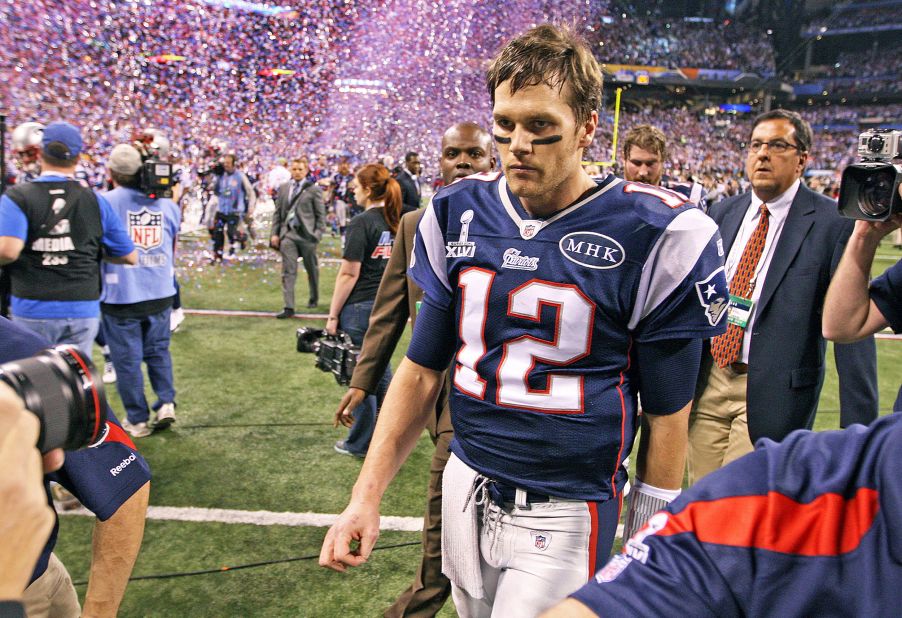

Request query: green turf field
[{"left": 52, "top": 236, "right": 901, "bottom": 617}]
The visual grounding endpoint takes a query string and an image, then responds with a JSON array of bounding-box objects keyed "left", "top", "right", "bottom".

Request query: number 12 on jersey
[{"left": 455, "top": 267, "right": 594, "bottom": 414}]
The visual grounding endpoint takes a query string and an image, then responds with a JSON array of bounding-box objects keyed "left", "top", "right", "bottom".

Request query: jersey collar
[{"left": 497, "top": 174, "right": 621, "bottom": 240}]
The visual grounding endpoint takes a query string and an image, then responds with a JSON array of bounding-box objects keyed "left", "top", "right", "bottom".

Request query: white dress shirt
[{"left": 724, "top": 178, "right": 801, "bottom": 363}]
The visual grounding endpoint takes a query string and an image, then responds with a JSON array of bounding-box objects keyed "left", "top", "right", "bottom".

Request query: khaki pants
[
  {"left": 22, "top": 553, "right": 80, "bottom": 618},
  {"left": 688, "top": 363, "right": 755, "bottom": 485}
]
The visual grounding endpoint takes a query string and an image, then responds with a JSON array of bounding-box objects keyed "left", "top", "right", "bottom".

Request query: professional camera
[
  {"left": 838, "top": 129, "right": 902, "bottom": 221},
  {"left": 139, "top": 158, "right": 173, "bottom": 199},
  {"left": 296, "top": 327, "right": 360, "bottom": 386},
  {"left": 0, "top": 346, "right": 108, "bottom": 453},
  {"left": 132, "top": 128, "right": 174, "bottom": 199}
]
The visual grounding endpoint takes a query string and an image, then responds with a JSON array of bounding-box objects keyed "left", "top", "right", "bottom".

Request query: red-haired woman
[{"left": 326, "top": 164, "right": 402, "bottom": 457}]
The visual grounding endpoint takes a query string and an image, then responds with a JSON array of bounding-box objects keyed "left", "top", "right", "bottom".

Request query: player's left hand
[
  {"left": 319, "top": 501, "right": 380, "bottom": 573},
  {"left": 334, "top": 388, "right": 366, "bottom": 428}
]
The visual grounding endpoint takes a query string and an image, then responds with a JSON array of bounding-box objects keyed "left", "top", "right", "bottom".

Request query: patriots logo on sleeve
[{"left": 695, "top": 267, "right": 728, "bottom": 326}]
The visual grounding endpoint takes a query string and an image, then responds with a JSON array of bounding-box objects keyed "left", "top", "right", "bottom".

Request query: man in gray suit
[{"left": 270, "top": 157, "right": 326, "bottom": 318}]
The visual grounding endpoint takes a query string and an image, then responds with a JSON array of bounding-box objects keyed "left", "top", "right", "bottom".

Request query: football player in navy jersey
[
  {"left": 622, "top": 124, "right": 709, "bottom": 212},
  {"left": 543, "top": 414, "right": 902, "bottom": 617},
  {"left": 0, "top": 318, "right": 151, "bottom": 617},
  {"left": 320, "top": 25, "right": 728, "bottom": 617}
]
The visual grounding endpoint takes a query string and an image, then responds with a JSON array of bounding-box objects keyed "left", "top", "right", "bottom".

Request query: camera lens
[
  {"left": 0, "top": 346, "right": 107, "bottom": 453},
  {"left": 866, "top": 134, "right": 886, "bottom": 155},
  {"left": 858, "top": 169, "right": 895, "bottom": 218}
]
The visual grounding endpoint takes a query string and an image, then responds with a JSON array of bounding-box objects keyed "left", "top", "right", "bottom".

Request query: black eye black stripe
[{"left": 493, "top": 134, "right": 563, "bottom": 145}]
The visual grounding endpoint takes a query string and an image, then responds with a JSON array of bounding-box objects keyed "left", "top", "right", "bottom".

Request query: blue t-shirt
[
  {"left": 0, "top": 318, "right": 152, "bottom": 583},
  {"left": 215, "top": 171, "right": 245, "bottom": 215},
  {"left": 407, "top": 172, "right": 728, "bottom": 500},
  {"left": 0, "top": 175, "right": 135, "bottom": 318},
  {"left": 571, "top": 414, "right": 902, "bottom": 617},
  {"left": 101, "top": 187, "right": 180, "bottom": 305}
]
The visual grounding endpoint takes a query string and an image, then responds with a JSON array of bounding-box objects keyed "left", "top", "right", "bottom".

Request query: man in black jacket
[
  {"left": 396, "top": 152, "right": 421, "bottom": 214},
  {"left": 688, "top": 110, "right": 878, "bottom": 484}
]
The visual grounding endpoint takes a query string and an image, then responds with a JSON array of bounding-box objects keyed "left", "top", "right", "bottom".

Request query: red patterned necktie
[{"left": 711, "top": 204, "right": 770, "bottom": 368}]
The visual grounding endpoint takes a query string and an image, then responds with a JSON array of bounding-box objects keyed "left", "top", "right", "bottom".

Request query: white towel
[{"left": 441, "top": 453, "right": 485, "bottom": 599}]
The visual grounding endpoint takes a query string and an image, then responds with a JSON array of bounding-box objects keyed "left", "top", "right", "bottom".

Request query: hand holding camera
[
  {"left": 839, "top": 129, "right": 902, "bottom": 221},
  {"left": 0, "top": 382, "right": 58, "bottom": 603},
  {"left": 296, "top": 327, "right": 360, "bottom": 387}
]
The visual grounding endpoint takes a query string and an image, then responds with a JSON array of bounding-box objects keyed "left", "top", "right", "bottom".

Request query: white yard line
[
  {"left": 59, "top": 504, "right": 625, "bottom": 537},
  {"left": 59, "top": 505, "right": 423, "bottom": 531}
]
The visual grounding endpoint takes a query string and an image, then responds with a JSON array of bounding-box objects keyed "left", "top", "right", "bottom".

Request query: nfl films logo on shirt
[
  {"left": 128, "top": 207, "right": 163, "bottom": 251},
  {"left": 559, "top": 232, "right": 625, "bottom": 269}
]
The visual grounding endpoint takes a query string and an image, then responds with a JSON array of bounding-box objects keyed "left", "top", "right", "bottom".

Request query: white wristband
[
  {"left": 622, "top": 481, "right": 680, "bottom": 541},
  {"left": 632, "top": 480, "right": 681, "bottom": 502}
]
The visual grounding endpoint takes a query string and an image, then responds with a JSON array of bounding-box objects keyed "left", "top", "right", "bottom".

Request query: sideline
[
  {"left": 60, "top": 505, "right": 423, "bottom": 531},
  {"left": 59, "top": 504, "right": 626, "bottom": 537}
]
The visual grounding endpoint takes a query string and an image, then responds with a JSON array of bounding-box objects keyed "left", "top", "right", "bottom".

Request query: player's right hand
[
  {"left": 0, "top": 383, "right": 58, "bottom": 600},
  {"left": 319, "top": 502, "right": 381, "bottom": 573},
  {"left": 334, "top": 388, "right": 367, "bottom": 428}
]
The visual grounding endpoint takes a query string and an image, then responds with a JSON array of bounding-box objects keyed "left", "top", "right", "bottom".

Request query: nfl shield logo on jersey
[
  {"left": 128, "top": 207, "right": 163, "bottom": 251},
  {"left": 530, "top": 530, "right": 551, "bottom": 551}
]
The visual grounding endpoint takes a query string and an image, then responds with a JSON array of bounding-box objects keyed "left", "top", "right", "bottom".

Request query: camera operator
[
  {"left": 0, "top": 382, "right": 61, "bottom": 618},
  {"left": 1, "top": 317, "right": 151, "bottom": 618},
  {"left": 824, "top": 189, "right": 902, "bottom": 412},
  {"left": 101, "top": 145, "right": 181, "bottom": 438},
  {"left": 0, "top": 122, "right": 137, "bottom": 360},
  {"left": 210, "top": 154, "right": 256, "bottom": 261}
]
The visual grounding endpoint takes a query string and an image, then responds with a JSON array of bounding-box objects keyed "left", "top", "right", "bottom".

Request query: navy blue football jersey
[
  {"left": 663, "top": 179, "right": 708, "bottom": 213},
  {"left": 572, "top": 414, "right": 902, "bottom": 617},
  {"left": 409, "top": 173, "right": 728, "bottom": 500}
]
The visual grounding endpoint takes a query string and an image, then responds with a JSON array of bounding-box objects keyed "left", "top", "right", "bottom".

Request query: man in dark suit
[
  {"left": 270, "top": 157, "right": 326, "bottom": 317},
  {"left": 333, "top": 123, "right": 494, "bottom": 618},
  {"left": 688, "top": 109, "right": 878, "bottom": 484},
  {"left": 396, "top": 151, "right": 422, "bottom": 214}
]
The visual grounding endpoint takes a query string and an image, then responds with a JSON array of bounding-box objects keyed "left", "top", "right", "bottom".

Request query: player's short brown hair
[
  {"left": 486, "top": 24, "right": 602, "bottom": 127},
  {"left": 622, "top": 125, "right": 667, "bottom": 161}
]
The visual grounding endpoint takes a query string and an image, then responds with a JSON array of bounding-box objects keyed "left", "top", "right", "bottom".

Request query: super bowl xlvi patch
[
  {"left": 695, "top": 267, "right": 728, "bottom": 326},
  {"left": 595, "top": 554, "right": 633, "bottom": 583},
  {"left": 558, "top": 232, "right": 625, "bottom": 269},
  {"left": 530, "top": 530, "right": 552, "bottom": 551},
  {"left": 501, "top": 248, "right": 539, "bottom": 271},
  {"left": 446, "top": 209, "right": 476, "bottom": 258},
  {"left": 128, "top": 207, "right": 163, "bottom": 251}
]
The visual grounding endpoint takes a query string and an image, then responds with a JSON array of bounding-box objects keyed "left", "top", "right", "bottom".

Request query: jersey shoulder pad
[
  {"left": 434, "top": 171, "right": 501, "bottom": 201},
  {"left": 617, "top": 181, "right": 696, "bottom": 229}
]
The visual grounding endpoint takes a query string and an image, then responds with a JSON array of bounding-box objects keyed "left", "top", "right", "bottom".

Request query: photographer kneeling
[
  {"left": 823, "top": 183, "right": 902, "bottom": 412},
  {"left": 0, "top": 318, "right": 151, "bottom": 618}
]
